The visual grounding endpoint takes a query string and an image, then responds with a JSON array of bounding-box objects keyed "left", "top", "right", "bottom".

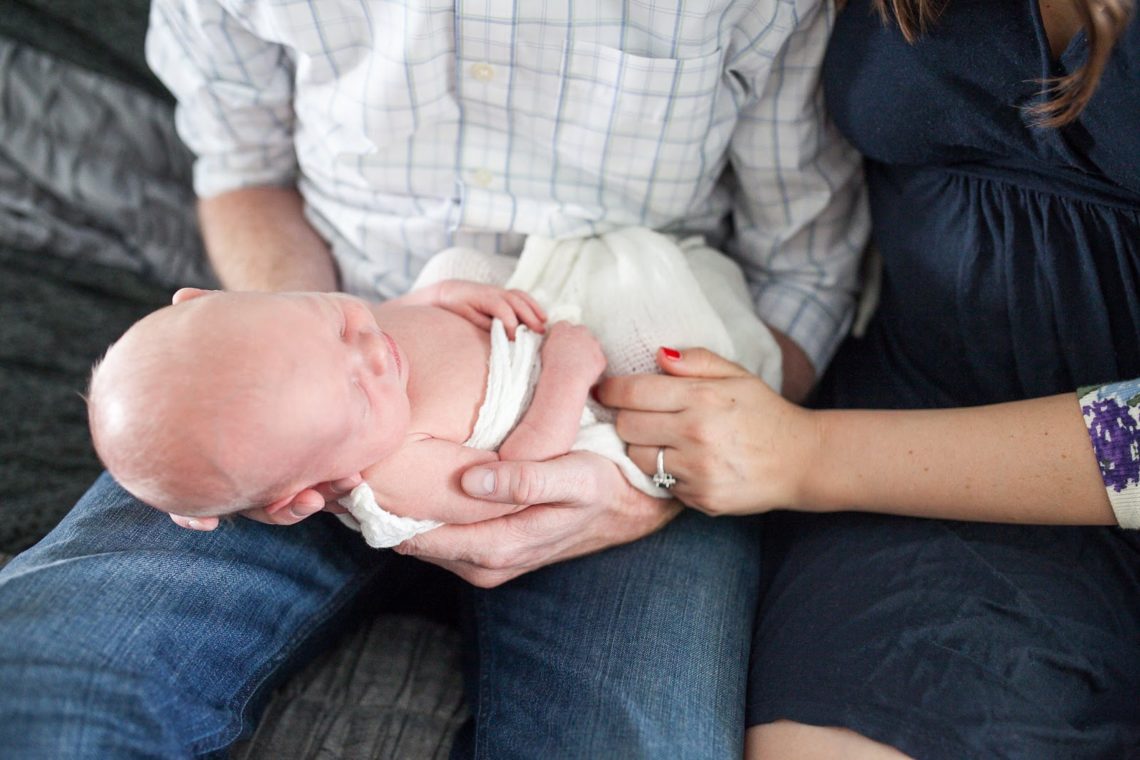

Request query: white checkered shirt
[{"left": 147, "top": 0, "right": 868, "bottom": 369}]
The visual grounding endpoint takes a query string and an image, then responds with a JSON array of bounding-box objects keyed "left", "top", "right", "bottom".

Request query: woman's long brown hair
[{"left": 870, "top": 0, "right": 1135, "bottom": 126}]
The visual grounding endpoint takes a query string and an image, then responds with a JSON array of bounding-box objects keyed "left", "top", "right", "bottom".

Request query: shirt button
[
  {"left": 471, "top": 168, "right": 494, "bottom": 188},
  {"left": 469, "top": 62, "right": 495, "bottom": 82}
]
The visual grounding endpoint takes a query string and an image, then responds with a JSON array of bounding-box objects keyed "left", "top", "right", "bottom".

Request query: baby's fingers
[
  {"left": 169, "top": 513, "right": 219, "bottom": 531},
  {"left": 507, "top": 290, "right": 546, "bottom": 332},
  {"left": 461, "top": 307, "right": 493, "bottom": 332},
  {"left": 490, "top": 303, "right": 521, "bottom": 338}
]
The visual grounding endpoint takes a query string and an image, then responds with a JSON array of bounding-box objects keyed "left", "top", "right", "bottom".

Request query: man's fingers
[
  {"left": 461, "top": 454, "right": 599, "bottom": 506},
  {"left": 596, "top": 373, "right": 692, "bottom": 412},
  {"left": 396, "top": 506, "right": 568, "bottom": 587},
  {"left": 657, "top": 346, "right": 751, "bottom": 379}
]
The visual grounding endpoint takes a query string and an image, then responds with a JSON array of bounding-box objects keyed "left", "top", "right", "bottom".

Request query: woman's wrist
[{"left": 790, "top": 407, "right": 838, "bottom": 513}]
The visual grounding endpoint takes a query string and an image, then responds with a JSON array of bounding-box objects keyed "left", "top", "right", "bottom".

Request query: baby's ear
[{"left": 172, "top": 287, "right": 217, "bottom": 305}]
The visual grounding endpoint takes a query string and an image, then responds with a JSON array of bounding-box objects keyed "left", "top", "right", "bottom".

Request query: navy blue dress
[{"left": 747, "top": 1, "right": 1140, "bottom": 755}]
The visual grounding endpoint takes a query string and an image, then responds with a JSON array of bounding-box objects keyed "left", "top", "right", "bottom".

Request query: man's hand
[
  {"left": 430, "top": 280, "right": 547, "bottom": 338},
  {"left": 394, "top": 451, "right": 681, "bottom": 588}
]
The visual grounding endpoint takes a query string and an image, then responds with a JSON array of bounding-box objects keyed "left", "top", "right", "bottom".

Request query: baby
[
  {"left": 91, "top": 227, "right": 785, "bottom": 547},
  {"left": 88, "top": 280, "right": 606, "bottom": 542}
]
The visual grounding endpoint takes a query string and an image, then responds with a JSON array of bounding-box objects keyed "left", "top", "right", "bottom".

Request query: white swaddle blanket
[{"left": 339, "top": 227, "right": 782, "bottom": 547}]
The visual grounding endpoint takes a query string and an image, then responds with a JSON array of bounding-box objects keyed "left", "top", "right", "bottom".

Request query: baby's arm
[
  {"left": 360, "top": 436, "right": 504, "bottom": 524},
  {"left": 498, "top": 322, "right": 607, "bottom": 463},
  {"left": 383, "top": 280, "right": 545, "bottom": 338}
]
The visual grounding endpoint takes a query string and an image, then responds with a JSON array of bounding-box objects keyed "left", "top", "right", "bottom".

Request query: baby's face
[
  {"left": 93, "top": 290, "right": 413, "bottom": 517},
  {"left": 235, "top": 292, "right": 413, "bottom": 494}
]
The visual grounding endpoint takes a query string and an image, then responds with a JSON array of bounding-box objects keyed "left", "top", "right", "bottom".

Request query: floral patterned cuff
[{"left": 1080, "top": 380, "right": 1140, "bottom": 529}]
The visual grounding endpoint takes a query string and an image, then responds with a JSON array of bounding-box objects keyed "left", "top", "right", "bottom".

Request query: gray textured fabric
[
  {"left": 0, "top": 34, "right": 467, "bottom": 757},
  {"left": 0, "top": 36, "right": 215, "bottom": 289},
  {"left": 0, "top": 246, "right": 170, "bottom": 554},
  {"left": 0, "top": 0, "right": 165, "bottom": 97},
  {"left": 232, "top": 615, "right": 467, "bottom": 760}
]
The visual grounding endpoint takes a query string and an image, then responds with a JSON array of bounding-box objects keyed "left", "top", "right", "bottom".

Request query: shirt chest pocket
[{"left": 512, "top": 40, "right": 726, "bottom": 216}]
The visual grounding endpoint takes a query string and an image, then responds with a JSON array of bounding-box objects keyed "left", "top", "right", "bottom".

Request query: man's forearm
[
  {"left": 198, "top": 186, "right": 338, "bottom": 292},
  {"left": 769, "top": 326, "right": 816, "bottom": 403}
]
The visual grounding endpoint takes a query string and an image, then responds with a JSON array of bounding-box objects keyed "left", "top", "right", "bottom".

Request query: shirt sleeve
[
  {"left": 1079, "top": 379, "right": 1140, "bottom": 529},
  {"left": 725, "top": 0, "right": 870, "bottom": 373},
  {"left": 146, "top": 0, "right": 298, "bottom": 198}
]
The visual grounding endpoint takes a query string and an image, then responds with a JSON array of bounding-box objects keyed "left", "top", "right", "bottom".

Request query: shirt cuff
[
  {"left": 191, "top": 151, "right": 299, "bottom": 198},
  {"left": 753, "top": 282, "right": 854, "bottom": 376},
  {"left": 1079, "top": 380, "right": 1140, "bottom": 529}
]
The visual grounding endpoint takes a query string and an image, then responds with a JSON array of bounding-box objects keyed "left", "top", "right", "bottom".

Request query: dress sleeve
[
  {"left": 1079, "top": 379, "right": 1140, "bottom": 528},
  {"left": 725, "top": 0, "right": 871, "bottom": 373},
  {"left": 146, "top": 0, "right": 298, "bottom": 198}
]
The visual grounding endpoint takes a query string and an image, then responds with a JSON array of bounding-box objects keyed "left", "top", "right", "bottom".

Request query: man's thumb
[{"left": 657, "top": 346, "right": 751, "bottom": 379}]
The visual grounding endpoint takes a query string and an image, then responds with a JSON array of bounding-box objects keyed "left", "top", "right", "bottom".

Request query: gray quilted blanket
[{"left": 0, "top": 36, "right": 467, "bottom": 757}]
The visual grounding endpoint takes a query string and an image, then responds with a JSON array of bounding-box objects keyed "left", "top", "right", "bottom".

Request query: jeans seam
[
  {"left": 470, "top": 590, "right": 495, "bottom": 760},
  {"left": 190, "top": 559, "right": 387, "bottom": 755}
]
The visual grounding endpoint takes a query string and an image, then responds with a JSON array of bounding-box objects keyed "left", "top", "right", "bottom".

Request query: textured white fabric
[
  {"left": 464, "top": 322, "right": 543, "bottom": 452},
  {"left": 336, "top": 484, "right": 442, "bottom": 549},
  {"left": 507, "top": 227, "right": 782, "bottom": 390},
  {"left": 147, "top": 0, "right": 870, "bottom": 372}
]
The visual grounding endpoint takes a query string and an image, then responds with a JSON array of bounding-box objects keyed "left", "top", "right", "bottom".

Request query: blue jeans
[{"left": 0, "top": 473, "right": 761, "bottom": 758}]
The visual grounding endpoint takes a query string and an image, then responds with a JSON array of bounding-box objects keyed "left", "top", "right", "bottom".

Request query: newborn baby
[
  {"left": 89, "top": 280, "right": 605, "bottom": 545},
  {"left": 91, "top": 227, "right": 784, "bottom": 548}
]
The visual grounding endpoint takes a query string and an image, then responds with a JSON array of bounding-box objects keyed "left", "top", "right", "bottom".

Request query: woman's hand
[{"left": 597, "top": 347, "right": 821, "bottom": 516}]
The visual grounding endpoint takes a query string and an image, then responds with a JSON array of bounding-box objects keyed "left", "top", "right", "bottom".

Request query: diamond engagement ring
[{"left": 653, "top": 447, "right": 676, "bottom": 489}]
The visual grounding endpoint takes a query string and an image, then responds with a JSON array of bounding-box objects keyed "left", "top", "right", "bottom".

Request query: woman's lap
[{"left": 747, "top": 512, "right": 1140, "bottom": 758}]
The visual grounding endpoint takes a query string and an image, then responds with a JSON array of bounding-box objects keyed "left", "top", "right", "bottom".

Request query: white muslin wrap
[{"left": 338, "top": 227, "right": 782, "bottom": 546}]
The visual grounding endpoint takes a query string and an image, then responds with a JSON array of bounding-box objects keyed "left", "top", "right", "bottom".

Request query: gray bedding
[{"left": 0, "top": 30, "right": 466, "bottom": 757}]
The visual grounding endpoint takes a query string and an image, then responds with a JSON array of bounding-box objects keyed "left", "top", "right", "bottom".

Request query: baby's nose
[{"left": 359, "top": 329, "right": 388, "bottom": 375}]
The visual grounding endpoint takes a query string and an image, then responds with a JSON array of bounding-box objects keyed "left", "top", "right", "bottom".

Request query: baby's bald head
[{"left": 88, "top": 290, "right": 295, "bottom": 516}]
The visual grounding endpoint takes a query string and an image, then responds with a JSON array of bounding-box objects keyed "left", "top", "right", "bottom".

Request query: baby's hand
[
  {"left": 434, "top": 280, "right": 546, "bottom": 338},
  {"left": 166, "top": 475, "right": 359, "bottom": 531},
  {"left": 541, "top": 321, "right": 606, "bottom": 379}
]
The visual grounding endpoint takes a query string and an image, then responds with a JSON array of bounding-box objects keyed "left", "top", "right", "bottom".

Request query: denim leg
[
  {"left": 0, "top": 472, "right": 425, "bottom": 759},
  {"left": 460, "top": 511, "right": 762, "bottom": 760}
]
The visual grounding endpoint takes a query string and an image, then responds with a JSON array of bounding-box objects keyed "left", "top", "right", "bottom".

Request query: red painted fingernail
[
  {"left": 662, "top": 347, "right": 681, "bottom": 360},
  {"left": 590, "top": 385, "right": 601, "bottom": 402}
]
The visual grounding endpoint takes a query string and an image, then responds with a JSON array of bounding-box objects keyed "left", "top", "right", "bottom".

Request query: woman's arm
[
  {"left": 598, "top": 347, "right": 1119, "bottom": 526},
  {"left": 808, "top": 394, "right": 1114, "bottom": 525}
]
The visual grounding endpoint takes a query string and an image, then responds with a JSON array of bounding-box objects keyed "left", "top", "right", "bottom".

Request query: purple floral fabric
[{"left": 1080, "top": 380, "right": 1140, "bottom": 528}]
